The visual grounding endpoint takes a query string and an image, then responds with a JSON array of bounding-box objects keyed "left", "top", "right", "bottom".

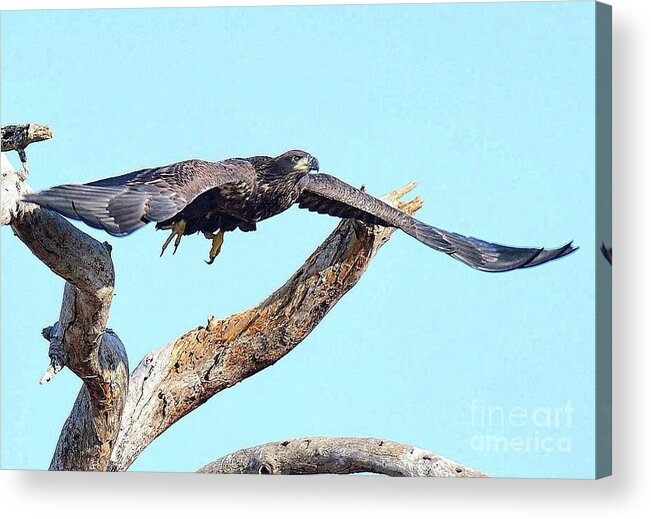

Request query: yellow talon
[
  {"left": 204, "top": 230, "right": 224, "bottom": 265},
  {"left": 160, "top": 220, "right": 187, "bottom": 257}
]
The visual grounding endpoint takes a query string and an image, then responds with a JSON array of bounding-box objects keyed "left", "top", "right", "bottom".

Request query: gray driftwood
[
  {"left": 199, "top": 437, "right": 488, "bottom": 477},
  {"left": 1, "top": 124, "right": 486, "bottom": 477}
]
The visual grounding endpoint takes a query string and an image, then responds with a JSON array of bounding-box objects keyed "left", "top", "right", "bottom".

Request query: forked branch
[{"left": 1, "top": 144, "right": 128, "bottom": 471}]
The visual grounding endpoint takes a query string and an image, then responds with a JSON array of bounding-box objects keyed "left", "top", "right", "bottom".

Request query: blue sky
[{"left": 1, "top": 2, "right": 597, "bottom": 478}]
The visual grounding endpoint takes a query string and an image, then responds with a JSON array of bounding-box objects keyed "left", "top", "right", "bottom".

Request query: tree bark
[
  {"left": 199, "top": 437, "right": 487, "bottom": 477},
  {"left": 1, "top": 150, "right": 129, "bottom": 471}
]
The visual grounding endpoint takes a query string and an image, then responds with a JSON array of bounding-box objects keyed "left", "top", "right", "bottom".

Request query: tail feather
[{"left": 24, "top": 184, "right": 149, "bottom": 236}]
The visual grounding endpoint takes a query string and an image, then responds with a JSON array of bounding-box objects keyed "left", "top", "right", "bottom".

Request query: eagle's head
[
  {"left": 273, "top": 150, "right": 320, "bottom": 175},
  {"left": 252, "top": 150, "right": 319, "bottom": 183}
]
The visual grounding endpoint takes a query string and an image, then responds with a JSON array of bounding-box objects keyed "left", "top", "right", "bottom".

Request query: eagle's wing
[
  {"left": 296, "top": 173, "right": 576, "bottom": 272},
  {"left": 24, "top": 159, "right": 255, "bottom": 237}
]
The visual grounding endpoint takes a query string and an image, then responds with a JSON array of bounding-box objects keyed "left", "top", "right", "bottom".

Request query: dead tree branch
[
  {"left": 107, "top": 186, "right": 423, "bottom": 471},
  {"left": 198, "top": 437, "right": 487, "bottom": 477},
  {"left": 1, "top": 123, "right": 53, "bottom": 171},
  {"left": 1, "top": 123, "right": 53, "bottom": 152},
  {"left": 1, "top": 148, "right": 128, "bottom": 471},
  {"left": 3, "top": 124, "right": 484, "bottom": 476}
]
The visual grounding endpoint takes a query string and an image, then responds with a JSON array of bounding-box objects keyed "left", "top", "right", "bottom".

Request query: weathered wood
[
  {"left": 1, "top": 123, "right": 53, "bottom": 171},
  {"left": 1, "top": 149, "right": 128, "bottom": 471},
  {"left": 1, "top": 123, "right": 53, "bottom": 151},
  {"left": 198, "top": 437, "right": 487, "bottom": 477},
  {"left": 49, "top": 330, "right": 128, "bottom": 471},
  {"left": 1, "top": 154, "right": 24, "bottom": 225},
  {"left": 107, "top": 188, "right": 423, "bottom": 471},
  {"left": 1, "top": 123, "right": 53, "bottom": 152}
]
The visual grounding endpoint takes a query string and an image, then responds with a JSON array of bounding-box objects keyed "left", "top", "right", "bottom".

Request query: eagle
[{"left": 25, "top": 150, "right": 576, "bottom": 270}]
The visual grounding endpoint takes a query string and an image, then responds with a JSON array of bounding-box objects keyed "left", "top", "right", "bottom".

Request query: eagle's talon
[
  {"left": 160, "top": 220, "right": 187, "bottom": 257},
  {"left": 204, "top": 230, "right": 224, "bottom": 266},
  {"left": 172, "top": 231, "right": 184, "bottom": 255}
]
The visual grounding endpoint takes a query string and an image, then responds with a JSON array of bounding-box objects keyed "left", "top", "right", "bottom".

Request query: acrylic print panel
[{"left": 0, "top": 1, "right": 611, "bottom": 478}]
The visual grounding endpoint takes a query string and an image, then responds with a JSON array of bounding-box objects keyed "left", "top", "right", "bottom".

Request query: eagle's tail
[{"left": 24, "top": 184, "right": 149, "bottom": 237}]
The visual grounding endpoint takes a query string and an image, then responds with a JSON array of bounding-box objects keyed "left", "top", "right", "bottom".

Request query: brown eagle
[{"left": 25, "top": 150, "right": 576, "bottom": 270}]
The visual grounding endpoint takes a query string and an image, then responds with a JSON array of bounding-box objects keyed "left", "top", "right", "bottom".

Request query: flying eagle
[{"left": 25, "top": 150, "right": 576, "bottom": 270}]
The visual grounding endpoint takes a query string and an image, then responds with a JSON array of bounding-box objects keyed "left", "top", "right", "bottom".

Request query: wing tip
[
  {"left": 560, "top": 240, "right": 579, "bottom": 258},
  {"left": 558, "top": 240, "right": 579, "bottom": 257},
  {"left": 471, "top": 240, "right": 578, "bottom": 273},
  {"left": 521, "top": 240, "right": 578, "bottom": 270}
]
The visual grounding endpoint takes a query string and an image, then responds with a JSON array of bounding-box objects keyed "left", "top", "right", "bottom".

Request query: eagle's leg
[
  {"left": 160, "top": 220, "right": 187, "bottom": 257},
  {"left": 204, "top": 230, "right": 225, "bottom": 265}
]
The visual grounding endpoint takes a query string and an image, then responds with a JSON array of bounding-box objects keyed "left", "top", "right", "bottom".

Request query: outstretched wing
[
  {"left": 296, "top": 173, "right": 576, "bottom": 272},
  {"left": 24, "top": 159, "right": 255, "bottom": 237}
]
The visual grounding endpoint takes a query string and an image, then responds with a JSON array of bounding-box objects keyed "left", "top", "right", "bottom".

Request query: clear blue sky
[{"left": 1, "top": 2, "right": 597, "bottom": 478}]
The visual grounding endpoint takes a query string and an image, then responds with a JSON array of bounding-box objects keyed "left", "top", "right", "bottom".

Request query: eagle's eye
[{"left": 291, "top": 155, "right": 301, "bottom": 164}]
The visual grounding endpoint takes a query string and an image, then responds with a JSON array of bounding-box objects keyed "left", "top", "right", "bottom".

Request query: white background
[{"left": 1, "top": 0, "right": 647, "bottom": 517}]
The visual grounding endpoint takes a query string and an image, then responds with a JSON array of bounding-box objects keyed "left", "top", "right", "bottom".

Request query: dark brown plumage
[{"left": 25, "top": 150, "right": 576, "bottom": 271}]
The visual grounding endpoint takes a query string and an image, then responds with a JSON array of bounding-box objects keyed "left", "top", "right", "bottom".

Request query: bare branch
[
  {"left": 108, "top": 189, "right": 423, "bottom": 471},
  {"left": 1, "top": 123, "right": 53, "bottom": 152},
  {"left": 1, "top": 123, "right": 53, "bottom": 171},
  {"left": 1, "top": 144, "right": 128, "bottom": 471},
  {"left": 198, "top": 437, "right": 487, "bottom": 477}
]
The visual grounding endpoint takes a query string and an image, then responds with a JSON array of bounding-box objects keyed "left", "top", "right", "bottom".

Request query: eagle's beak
[{"left": 309, "top": 156, "right": 320, "bottom": 172}]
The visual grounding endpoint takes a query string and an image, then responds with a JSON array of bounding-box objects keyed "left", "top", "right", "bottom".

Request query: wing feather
[{"left": 296, "top": 173, "right": 576, "bottom": 272}]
